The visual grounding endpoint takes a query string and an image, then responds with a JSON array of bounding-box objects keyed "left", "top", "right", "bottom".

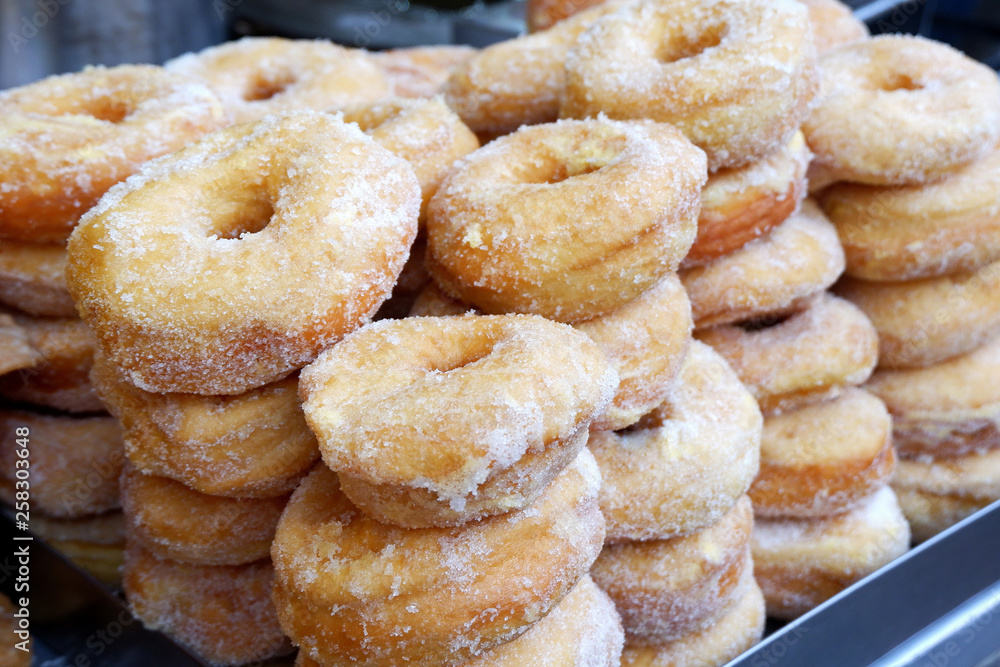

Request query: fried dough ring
[
  {"left": 561, "top": 0, "right": 818, "bottom": 171},
  {"left": 750, "top": 388, "right": 895, "bottom": 518},
  {"left": 373, "top": 46, "right": 478, "bottom": 99},
  {"left": 526, "top": 0, "right": 605, "bottom": 32},
  {"left": 0, "top": 241, "right": 77, "bottom": 317},
  {"left": 427, "top": 118, "right": 705, "bottom": 323},
  {"left": 272, "top": 453, "right": 605, "bottom": 667},
  {"left": 798, "top": 0, "right": 868, "bottom": 55},
  {"left": 299, "top": 315, "right": 616, "bottom": 527},
  {"left": 0, "top": 312, "right": 38, "bottom": 375},
  {"left": 591, "top": 496, "right": 753, "bottom": 644},
  {"left": 30, "top": 512, "right": 124, "bottom": 587},
  {"left": 804, "top": 36, "right": 1000, "bottom": 188},
  {"left": 0, "top": 65, "right": 226, "bottom": 243},
  {"left": 681, "top": 199, "right": 845, "bottom": 330},
  {"left": 589, "top": 341, "right": 762, "bottom": 542},
  {"left": 696, "top": 293, "right": 878, "bottom": 415},
  {"left": 835, "top": 257, "right": 1000, "bottom": 369},
  {"left": 67, "top": 113, "right": 420, "bottom": 395}
]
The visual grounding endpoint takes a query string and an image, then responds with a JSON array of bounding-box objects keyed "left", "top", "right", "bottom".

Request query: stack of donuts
[{"left": 802, "top": 35, "right": 1000, "bottom": 543}]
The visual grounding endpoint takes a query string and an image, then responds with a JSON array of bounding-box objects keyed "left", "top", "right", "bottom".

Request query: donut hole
[
  {"left": 623, "top": 404, "right": 672, "bottom": 432},
  {"left": 210, "top": 194, "right": 275, "bottom": 240},
  {"left": 656, "top": 24, "right": 725, "bottom": 64},
  {"left": 544, "top": 162, "right": 605, "bottom": 185},
  {"left": 244, "top": 70, "right": 298, "bottom": 102},
  {"left": 737, "top": 312, "right": 792, "bottom": 333},
  {"left": 878, "top": 72, "right": 923, "bottom": 92}
]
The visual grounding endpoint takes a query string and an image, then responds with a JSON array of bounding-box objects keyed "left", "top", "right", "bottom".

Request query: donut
[
  {"left": 165, "top": 37, "right": 391, "bottom": 124},
  {"left": 866, "top": 335, "right": 1000, "bottom": 459},
  {"left": 750, "top": 388, "right": 895, "bottom": 518},
  {"left": 298, "top": 315, "right": 616, "bottom": 527},
  {"left": 696, "top": 293, "right": 878, "bottom": 415},
  {"left": 0, "top": 313, "right": 38, "bottom": 375},
  {"left": 620, "top": 573, "right": 765, "bottom": 667},
  {"left": 426, "top": 118, "right": 705, "bottom": 323},
  {"left": 681, "top": 199, "right": 845, "bottom": 330},
  {"left": 0, "top": 313, "right": 103, "bottom": 413},
  {"left": 410, "top": 275, "right": 692, "bottom": 432},
  {"left": 0, "top": 410, "right": 123, "bottom": 518},
  {"left": 121, "top": 465, "right": 288, "bottom": 566},
  {"left": 819, "top": 142, "right": 1000, "bottom": 281},
  {"left": 123, "top": 544, "right": 291, "bottom": 666},
  {"left": 373, "top": 46, "right": 478, "bottom": 99},
  {"left": 526, "top": 0, "right": 605, "bottom": 32},
  {"left": 591, "top": 496, "right": 753, "bottom": 643},
  {"left": 892, "top": 448, "right": 1000, "bottom": 542},
  {"left": 797, "top": 0, "right": 868, "bottom": 54},
  {"left": 30, "top": 512, "right": 124, "bottom": 586},
  {"left": 0, "top": 594, "right": 31, "bottom": 667},
  {"left": 685, "top": 131, "right": 811, "bottom": 268},
  {"left": 0, "top": 241, "right": 77, "bottom": 317},
  {"left": 561, "top": 0, "right": 818, "bottom": 171},
  {"left": 272, "top": 452, "right": 605, "bottom": 667},
  {"left": 751, "top": 486, "right": 910, "bottom": 619},
  {"left": 0, "top": 65, "right": 226, "bottom": 243},
  {"left": 67, "top": 112, "right": 420, "bottom": 395},
  {"left": 589, "top": 341, "right": 761, "bottom": 542},
  {"left": 834, "top": 257, "right": 1000, "bottom": 369},
  {"left": 804, "top": 35, "right": 1000, "bottom": 188},
  {"left": 89, "top": 353, "right": 317, "bottom": 499}
]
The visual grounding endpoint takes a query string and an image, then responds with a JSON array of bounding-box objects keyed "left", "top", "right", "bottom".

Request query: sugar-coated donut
[
  {"left": 0, "top": 594, "right": 31, "bottom": 667},
  {"left": 682, "top": 199, "right": 845, "bottom": 330},
  {"left": 31, "top": 512, "right": 124, "bottom": 586},
  {"left": 121, "top": 465, "right": 288, "bottom": 566},
  {"left": 299, "top": 315, "right": 616, "bottom": 527},
  {"left": 685, "top": 131, "right": 811, "bottom": 267},
  {"left": 752, "top": 486, "right": 910, "bottom": 619},
  {"left": 166, "top": 37, "right": 391, "bottom": 124},
  {"left": 0, "top": 241, "right": 77, "bottom": 317},
  {"left": 589, "top": 341, "right": 761, "bottom": 542},
  {"left": 820, "top": 143, "right": 1000, "bottom": 281},
  {"left": 835, "top": 257, "right": 1000, "bottom": 369},
  {"left": 90, "top": 353, "right": 317, "bottom": 499},
  {"left": 620, "top": 573, "right": 765, "bottom": 667},
  {"left": 561, "top": 0, "right": 818, "bottom": 171},
  {"left": 804, "top": 36, "right": 1000, "bottom": 188},
  {"left": 697, "top": 293, "right": 878, "bottom": 415},
  {"left": 0, "top": 312, "right": 38, "bottom": 375},
  {"left": 867, "top": 336, "right": 1000, "bottom": 459},
  {"left": 750, "top": 388, "right": 895, "bottom": 518},
  {"left": 427, "top": 118, "right": 705, "bottom": 323},
  {"left": 373, "top": 46, "right": 478, "bottom": 99},
  {"left": 272, "top": 452, "right": 605, "bottom": 667},
  {"left": 0, "top": 65, "right": 226, "bottom": 243},
  {"left": 67, "top": 112, "right": 420, "bottom": 395},
  {"left": 592, "top": 496, "right": 753, "bottom": 643},
  {"left": 526, "top": 0, "right": 605, "bottom": 32},
  {"left": 123, "top": 544, "right": 291, "bottom": 666},
  {"left": 0, "top": 410, "right": 123, "bottom": 518},
  {"left": 797, "top": 0, "right": 868, "bottom": 54}
]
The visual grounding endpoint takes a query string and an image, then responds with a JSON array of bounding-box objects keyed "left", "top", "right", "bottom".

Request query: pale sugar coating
[
  {"left": 272, "top": 452, "right": 605, "bottom": 666},
  {"left": 0, "top": 311, "right": 40, "bottom": 375},
  {"left": 589, "top": 340, "right": 762, "bottom": 542},
  {"left": 804, "top": 35, "right": 1000, "bottom": 187},
  {"left": 166, "top": 37, "right": 391, "bottom": 124},
  {"left": 0, "top": 240, "right": 77, "bottom": 317},
  {"left": 373, "top": 46, "right": 478, "bottom": 99},
  {"left": 298, "top": 315, "right": 617, "bottom": 526},
  {"left": 561, "top": 0, "right": 818, "bottom": 171},
  {"left": 681, "top": 199, "right": 845, "bottom": 330},
  {"left": 797, "top": 0, "right": 868, "bottom": 55},
  {"left": 67, "top": 112, "right": 421, "bottom": 395},
  {"left": 0, "top": 65, "right": 227, "bottom": 243},
  {"left": 427, "top": 118, "right": 706, "bottom": 323}
]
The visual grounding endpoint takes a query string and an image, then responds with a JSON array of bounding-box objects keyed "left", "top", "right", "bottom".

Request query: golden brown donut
[
  {"left": 866, "top": 336, "right": 1000, "bottom": 459},
  {"left": 696, "top": 293, "right": 878, "bottom": 415},
  {"left": 123, "top": 544, "right": 292, "bottom": 666},
  {"left": 804, "top": 36, "right": 1000, "bottom": 188},
  {"left": 681, "top": 199, "right": 846, "bottom": 330},
  {"left": 591, "top": 496, "right": 753, "bottom": 643},
  {"left": 820, "top": 143, "right": 1000, "bottom": 281},
  {"left": 750, "top": 388, "right": 896, "bottom": 518},
  {"left": 0, "top": 409, "right": 123, "bottom": 518},
  {"left": 0, "top": 65, "right": 226, "bottom": 243},
  {"left": 89, "top": 353, "right": 317, "bottom": 499},
  {"left": 121, "top": 465, "right": 288, "bottom": 566},
  {"left": 525, "top": 0, "right": 605, "bottom": 32},
  {"left": 30, "top": 512, "right": 124, "bottom": 587},
  {"left": 752, "top": 486, "right": 910, "bottom": 619},
  {"left": 67, "top": 112, "right": 420, "bottom": 395},
  {"left": 427, "top": 118, "right": 705, "bottom": 323},
  {"left": 589, "top": 341, "right": 762, "bottom": 542},
  {"left": 685, "top": 131, "right": 811, "bottom": 267},
  {"left": 0, "top": 593, "right": 31, "bottom": 667},
  {"left": 620, "top": 573, "right": 765, "bottom": 667},
  {"left": 0, "top": 240, "right": 77, "bottom": 317},
  {"left": 373, "top": 46, "right": 478, "bottom": 99},
  {"left": 272, "top": 452, "right": 605, "bottom": 667},
  {"left": 797, "top": 0, "right": 869, "bottom": 54},
  {"left": 0, "top": 313, "right": 38, "bottom": 375},
  {"left": 166, "top": 37, "right": 391, "bottom": 124},
  {"left": 561, "top": 0, "right": 818, "bottom": 171},
  {"left": 835, "top": 257, "right": 1000, "bottom": 369},
  {"left": 299, "top": 315, "right": 616, "bottom": 527}
]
